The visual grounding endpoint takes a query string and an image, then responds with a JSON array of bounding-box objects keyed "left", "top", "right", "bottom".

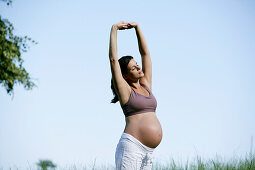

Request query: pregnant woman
[{"left": 109, "top": 21, "right": 163, "bottom": 170}]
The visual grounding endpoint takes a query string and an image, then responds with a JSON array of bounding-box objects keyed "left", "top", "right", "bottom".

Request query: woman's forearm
[
  {"left": 135, "top": 25, "right": 150, "bottom": 56},
  {"left": 109, "top": 25, "right": 118, "bottom": 62}
]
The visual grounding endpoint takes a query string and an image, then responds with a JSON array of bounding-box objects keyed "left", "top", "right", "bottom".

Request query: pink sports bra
[{"left": 121, "top": 84, "right": 157, "bottom": 117}]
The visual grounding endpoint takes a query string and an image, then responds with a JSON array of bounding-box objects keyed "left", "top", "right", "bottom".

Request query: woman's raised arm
[
  {"left": 109, "top": 25, "right": 119, "bottom": 63},
  {"left": 109, "top": 21, "right": 131, "bottom": 105},
  {"left": 127, "top": 22, "right": 152, "bottom": 89}
]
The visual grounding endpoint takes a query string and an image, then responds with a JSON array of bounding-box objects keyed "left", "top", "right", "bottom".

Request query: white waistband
[{"left": 121, "top": 132, "right": 155, "bottom": 152}]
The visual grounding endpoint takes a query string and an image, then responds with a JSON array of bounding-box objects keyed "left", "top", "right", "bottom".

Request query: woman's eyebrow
[{"left": 131, "top": 63, "right": 138, "bottom": 69}]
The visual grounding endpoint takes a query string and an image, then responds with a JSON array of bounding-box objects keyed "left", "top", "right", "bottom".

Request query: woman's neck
[{"left": 128, "top": 81, "right": 141, "bottom": 89}]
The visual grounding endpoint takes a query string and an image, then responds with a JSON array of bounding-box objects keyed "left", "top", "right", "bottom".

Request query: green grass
[
  {"left": 152, "top": 153, "right": 255, "bottom": 170},
  {"left": 1, "top": 153, "right": 254, "bottom": 170}
]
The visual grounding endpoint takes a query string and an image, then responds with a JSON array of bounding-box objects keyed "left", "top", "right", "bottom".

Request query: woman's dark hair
[{"left": 111, "top": 55, "right": 133, "bottom": 103}]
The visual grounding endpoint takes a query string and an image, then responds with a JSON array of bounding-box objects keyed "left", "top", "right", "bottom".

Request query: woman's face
[{"left": 124, "top": 59, "right": 144, "bottom": 81}]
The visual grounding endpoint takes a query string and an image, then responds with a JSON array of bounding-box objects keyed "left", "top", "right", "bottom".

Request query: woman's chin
[{"left": 139, "top": 73, "right": 145, "bottom": 78}]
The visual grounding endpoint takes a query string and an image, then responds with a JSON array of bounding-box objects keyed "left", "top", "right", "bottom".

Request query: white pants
[{"left": 115, "top": 133, "right": 155, "bottom": 170}]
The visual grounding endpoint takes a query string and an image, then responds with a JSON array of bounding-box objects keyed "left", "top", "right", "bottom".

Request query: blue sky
[{"left": 0, "top": 0, "right": 255, "bottom": 168}]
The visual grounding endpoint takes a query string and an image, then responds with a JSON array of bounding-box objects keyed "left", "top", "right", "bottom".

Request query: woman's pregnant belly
[{"left": 124, "top": 112, "right": 163, "bottom": 148}]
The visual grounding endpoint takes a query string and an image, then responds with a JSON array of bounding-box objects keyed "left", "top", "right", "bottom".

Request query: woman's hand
[
  {"left": 113, "top": 21, "right": 129, "bottom": 30},
  {"left": 113, "top": 21, "right": 138, "bottom": 30},
  {"left": 127, "top": 22, "right": 138, "bottom": 29}
]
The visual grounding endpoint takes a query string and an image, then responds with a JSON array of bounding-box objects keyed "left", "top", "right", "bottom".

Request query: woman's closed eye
[
  {"left": 132, "top": 65, "right": 139, "bottom": 71},
  {"left": 130, "top": 62, "right": 140, "bottom": 71}
]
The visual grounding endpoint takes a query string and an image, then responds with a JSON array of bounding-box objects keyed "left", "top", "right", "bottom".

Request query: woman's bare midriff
[{"left": 123, "top": 112, "right": 163, "bottom": 148}]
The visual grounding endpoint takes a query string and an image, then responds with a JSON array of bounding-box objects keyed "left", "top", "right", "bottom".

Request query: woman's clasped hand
[{"left": 113, "top": 21, "right": 138, "bottom": 30}]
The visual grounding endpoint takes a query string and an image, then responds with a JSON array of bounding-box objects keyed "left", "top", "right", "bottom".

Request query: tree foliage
[
  {"left": 37, "top": 160, "right": 57, "bottom": 170},
  {"left": 0, "top": 0, "right": 37, "bottom": 95}
]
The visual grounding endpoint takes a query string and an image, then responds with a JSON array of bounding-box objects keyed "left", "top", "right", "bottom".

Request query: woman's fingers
[
  {"left": 119, "top": 23, "right": 130, "bottom": 30},
  {"left": 114, "top": 21, "right": 137, "bottom": 30},
  {"left": 127, "top": 22, "right": 137, "bottom": 28},
  {"left": 113, "top": 21, "right": 125, "bottom": 28},
  {"left": 118, "top": 24, "right": 128, "bottom": 30}
]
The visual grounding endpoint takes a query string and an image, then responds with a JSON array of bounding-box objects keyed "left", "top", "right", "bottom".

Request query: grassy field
[
  {"left": 1, "top": 153, "right": 254, "bottom": 170},
  {"left": 151, "top": 153, "right": 255, "bottom": 170}
]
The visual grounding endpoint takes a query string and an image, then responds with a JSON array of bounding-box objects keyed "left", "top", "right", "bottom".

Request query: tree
[
  {"left": 37, "top": 160, "right": 57, "bottom": 170},
  {"left": 0, "top": 0, "right": 37, "bottom": 96}
]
